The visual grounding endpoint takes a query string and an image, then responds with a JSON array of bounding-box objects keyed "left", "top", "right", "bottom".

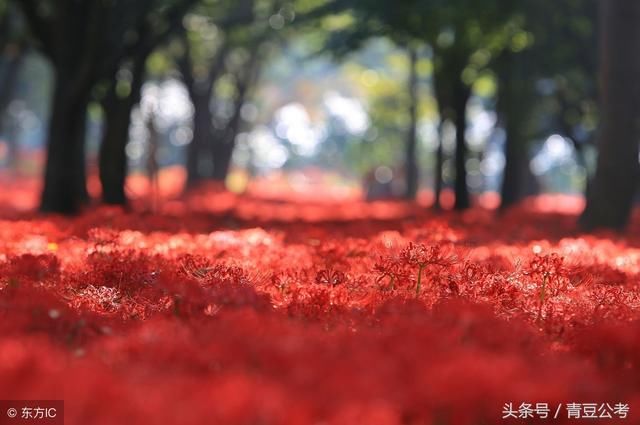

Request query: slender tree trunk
[
  {"left": 433, "top": 118, "right": 445, "bottom": 210},
  {"left": 211, "top": 47, "right": 261, "bottom": 182},
  {"left": 432, "top": 66, "right": 448, "bottom": 212},
  {"left": 73, "top": 101, "right": 89, "bottom": 203},
  {"left": 40, "top": 71, "right": 89, "bottom": 213},
  {"left": 99, "top": 56, "right": 147, "bottom": 205},
  {"left": 0, "top": 3, "right": 24, "bottom": 164},
  {"left": 581, "top": 0, "right": 640, "bottom": 230},
  {"left": 405, "top": 46, "right": 419, "bottom": 200},
  {"left": 0, "top": 46, "right": 24, "bottom": 166},
  {"left": 0, "top": 49, "right": 23, "bottom": 124},
  {"left": 432, "top": 63, "right": 449, "bottom": 211},
  {"left": 146, "top": 113, "right": 160, "bottom": 212},
  {"left": 453, "top": 83, "right": 471, "bottom": 210},
  {"left": 181, "top": 38, "right": 229, "bottom": 188}
]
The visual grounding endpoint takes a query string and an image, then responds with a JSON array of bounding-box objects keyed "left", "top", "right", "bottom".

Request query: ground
[{"left": 0, "top": 186, "right": 638, "bottom": 424}]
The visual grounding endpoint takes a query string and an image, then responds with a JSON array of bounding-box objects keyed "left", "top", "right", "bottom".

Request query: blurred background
[{"left": 1, "top": 0, "right": 635, "bottom": 228}]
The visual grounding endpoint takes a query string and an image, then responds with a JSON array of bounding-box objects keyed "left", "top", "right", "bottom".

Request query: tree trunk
[
  {"left": 433, "top": 118, "right": 445, "bottom": 210},
  {"left": 405, "top": 46, "right": 419, "bottom": 200},
  {"left": 40, "top": 72, "right": 89, "bottom": 213},
  {"left": 186, "top": 91, "right": 213, "bottom": 185},
  {"left": 99, "top": 56, "right": 147, "bottom": 205},
  {"left": 499, "top": 53, "right": 536, "bottom": 210},
  {"left": 182, "top": 38, "right": 229, "bottom": 188},
  {"left": 0, "top": 49, "right": 23, "bottom": 123},
  {"left": 100, "top": 91, "right": 132, "bottom": 205},
  {"left": 27, "top": 1, "right": 106, "bottom": 213},
  {"left": 210, "top": 102, "right": 242, "bottom": 183},
  {"left": 0, "top": 46, "right": 24, "bottom": 166},
  {"left": 453, "top": 83, "right": 471, "bottom": 210},
  {"left": 581, "top": 0, "right": 640, "bottom": 230},
  {"left": 500, "top": 123, "right": 528, "bottom": 209},
  {"left": 432, "top": 63, "right": 450, "bottom": 212},
  {"left": 210, "top": 47, "right": 261, "bottom": 182},
  {"left": 0, "top": 3, "right": 24, "bottom": 167},
  {"left": 73, "top": 101, "right": 89, "bottom": 203},
  {"left": 212, "top": 132, "right": 235, "bottom": 181}
]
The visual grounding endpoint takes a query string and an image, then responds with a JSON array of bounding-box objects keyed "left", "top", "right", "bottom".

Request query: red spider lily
[
  {"left": 525, "top": 254, "right": 571, "bottom": 321},
  {"left": 400, "top": 243, "right": 457, "bottom": 296},
  {"left": 314, "top": 268, "right": 346, "bottom": 286},
  {"left": 0, "top": 194, "right": 637, "bottom": 424}
]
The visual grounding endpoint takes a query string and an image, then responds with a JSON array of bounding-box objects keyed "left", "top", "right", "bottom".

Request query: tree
[
  {"left": 320, "top": 10, "right": 428, "bottom": 200},
  {"left": 404, "top": 45, "right": 419, "bottom": 199},
  {"left": 494, "top": 0, "right": 597, "bottom": 210},
  {"left": 17, "top": 0, "right": 110, "bottom": 212},
  {"left": 0, "top": 2, "right": 27, "bottom": 166},
  {"left": 580, "top": 1, "right": 640, "bottom": 230},
  {"left": 179, "top": 24, "right": 231, "bottom": 187},
  {"left": 338, "top": 46, "right": 435, "bottom": 189},
  {"left": 492, "top": 10, "right": 538, "bottom": 210},
  {"left": 16, "top": 0, "right": 196, "bottom": 212},
  {"left": 98, "top": 0, "right": 197, "bottom": 205},
  {"left": 432, "top": 44, "right": 473, "bottom": 210},
  {"left": 496, "top": 50, "right": 536, "bottom": 210},
  {"left": 179, "top": 0, "right": 292, "bottom": 187},
  {"left": 323, "top": 0, "right": 518, "bottom": 209}
]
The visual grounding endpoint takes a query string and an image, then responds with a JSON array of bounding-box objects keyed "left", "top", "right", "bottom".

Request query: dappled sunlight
[{"left": 524, "top": 194, "right": 586, "bottom": 215}]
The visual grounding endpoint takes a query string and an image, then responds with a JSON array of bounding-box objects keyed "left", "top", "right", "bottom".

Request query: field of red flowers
[{"left": 0, "top": 189, "right": 638, "bottom": 424}]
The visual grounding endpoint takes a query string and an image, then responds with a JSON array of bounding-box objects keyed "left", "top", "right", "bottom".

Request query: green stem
[
  {"left": 416, "top": 264, "right": 425, "bottom": 297},
  {"left": 537, "top": 274, "right": 547, "bottom": 322}
]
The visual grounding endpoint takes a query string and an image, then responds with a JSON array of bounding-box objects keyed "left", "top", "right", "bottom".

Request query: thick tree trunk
[
  {"left": 405, "top": 46, "right": 419, "bottom": 200},
  {"left": 40, "top": 72, "right": 89, "bottom": 213},
  {"left": 500, "top": 126, "right": 528, "bottom": 209},
  {"left": 453, "top": 83, "right": 471, "bottom": 210},
  {"left": 501, "top": 136, "right": 540, "bottom": 209},
  {"left": 212, "top": 135, "right": 235, "bottom": 181},
  {"left": 100, "top": 92, "right": 132, "bottom": 205},
  {"left": 99, "top": 57, "right": 147, "bottom": 205},
  {"left": 581, "top": 0, "right": 640, "bottom": 230},
  {"left": 186, "top": 91, "right": 213, "bottom": 185},
  {"left": 26, "top": 1, "right": 106, "bottom": 213},
  {"left": 23, "top": 0, "right": 193, "bottom": 212},
  {"left": 499, "top": 54, "right": 536, "bottom": 210},
  {"left": 210, "top": 101, "right": 243, "bottom": 183}
]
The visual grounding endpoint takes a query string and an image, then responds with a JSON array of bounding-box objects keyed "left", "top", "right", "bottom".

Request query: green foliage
[
  {"left": 339, "top": 43, "right": 437, "bottom": 176},
  {"left": 490, "top": 0, "right": 597, "bottom": 155}
]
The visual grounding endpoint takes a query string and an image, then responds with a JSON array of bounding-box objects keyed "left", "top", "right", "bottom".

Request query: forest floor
[{"left": 0, "top": 186, "right": 638, "bottom": 424}]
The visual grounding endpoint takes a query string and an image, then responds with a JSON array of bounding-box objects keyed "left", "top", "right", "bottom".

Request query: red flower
[{"left": 315, "top": 268, "right": 346, "bottom": 286}]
